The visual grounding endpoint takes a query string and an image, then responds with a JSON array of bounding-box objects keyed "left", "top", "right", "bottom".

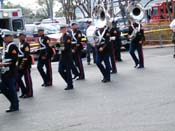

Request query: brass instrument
[
  {"left": 126, "top": 1, "right": 145, "bottom": 40},
  {"left": 92, "top": 2, "right": 111, "bottom": 45},
  {"left": 0, "top": 42, "right": 12, "bottom": 75}
]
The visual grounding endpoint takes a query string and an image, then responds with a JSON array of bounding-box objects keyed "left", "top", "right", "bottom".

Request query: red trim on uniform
[
  {"left": 78, "top": 53, "right": 83, "bottom": 78},
  {"left": 48, "top": 59, "right": 52, "bottom": 85},
  {"left": 26, "top": 69, "right": 33, "bottom": 96},
  {"left": 112, "top": 41, "right": 117, "bottom": 72},
  {"left": 141, "top": 45, "right": 144, "bottom": 66}
]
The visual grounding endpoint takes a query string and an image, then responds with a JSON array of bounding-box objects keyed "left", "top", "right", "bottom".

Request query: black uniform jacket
[
  {"left": 38, "top": 35, "right": 53, "bottom": 61},
  {"left": 95, "top": 28, "right": 111, "bottom": 55},
  {"left": 128, "top": 26, "right": 145, "bottom": 44},
  {"left": 71, "top": 29, "right": 83, "bottom": 53},
  {"left": 18, "top": 41, "right": 32, "bottom": 70},
  {"left": 110, "top": 27, "right": 122, "bottom": 46},
  {"left": 2, "top": 42, "right": 18, "bottom": 78},
  {"left": 60, "top": 33, "right": 72, "bottom": 62}
]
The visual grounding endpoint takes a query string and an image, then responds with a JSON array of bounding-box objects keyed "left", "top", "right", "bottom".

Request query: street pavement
[{"left": 0, "top": 47, "right": 175, "bottom": 131}]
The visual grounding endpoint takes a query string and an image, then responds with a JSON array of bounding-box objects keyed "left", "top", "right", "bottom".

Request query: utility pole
[
  {"left": 49, "top": 0, "right": 53, "bottom": 20},
  {"left": 111, "top": 0, "right": 114, "bottom": 17},
  {"left": 0, "top": 0, "right": 3, "bottom": 8}
]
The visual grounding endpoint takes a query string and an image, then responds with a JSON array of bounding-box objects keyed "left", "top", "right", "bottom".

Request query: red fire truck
[{"left": 151, "top": 0, "right": 175, "bottom": 21}]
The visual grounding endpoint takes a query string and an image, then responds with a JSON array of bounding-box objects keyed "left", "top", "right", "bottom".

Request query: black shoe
[
  {"left": 111, "top": 71, "right": 117, "bottom": 74},
  {"left": 45, "top": 83, "right": 52, "bottom": 87},
  {"left": 6, "top": 108, "right": 19, "bottom": 113},
  {"left": 19, "top": 94, "right": 25, "bottom": 98},
  {"left": 134, "top": 63, "right": 139, "bottom": 68},
  {"left": 41, "top": 83, "right": 46, "bottom": 87},
  {"left": 101, "top": 79, "right": 111, "bottom": 83},
  {"left": 117, "top": 59, "right": 123, "bottom": 62},
  {"left": 23, "top": 94, "right": 33, "bottom": 98},
  {"left": 64, "top": 87, "right": 74, "bottom": 90},
  {"left": 137, "top": 66, "right": 144, "bottom": 69},
  {"left": 76, "top": 77, "right": 85, "bottom": 80},
  {"left": 72, "top": 75, "right": 79, "bottom": 80},
  {"left": 88, "top": 62, "right": 90, "bottom": 65}
]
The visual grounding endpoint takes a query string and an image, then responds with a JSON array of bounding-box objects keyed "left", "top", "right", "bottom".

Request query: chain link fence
[{"left": 143, "top": 22, "right": 173, "bottom": 47}]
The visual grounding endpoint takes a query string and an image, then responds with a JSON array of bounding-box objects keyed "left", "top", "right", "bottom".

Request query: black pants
[
  {"left": 96, "top": 54, "right": 111, "bottom": 80},
  {"left": 0, "top": 75, "right": 19, "bottom": 110},
  {"left": 129, "top": 42, "right": 144, "bottom": 67},
  {"left": 37, "top": 59, "right": 52, "bottom": 85},
  {"left": 17, "top": 68, "right": 33, "bottom": 96},
  {"left": 73, "top": 52, "right": 85, "bottom": 79},
  {"left": 115, "top": 44, "right": 122, "bottom": 61},
  {"left": 59, "top": 60, "right": 73, "bottom": 88},
  {"left": 110, "top": 42, "right": 117, "bottom": 72}
]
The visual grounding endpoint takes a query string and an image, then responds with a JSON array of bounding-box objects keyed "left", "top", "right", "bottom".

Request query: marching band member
[
  {"left": 110, "top": 20, "right": 122, "bottom": 62},
  {"left": 59, "top": 25, "right": 74, "bottom": 90},
  {"left": 109, "top": 21, "right": 118, "bottom": 74},
  {"left": 17, "top": 32, "right": 33, "bottom": 98},
  {"left": 70, "top": 23, "right": 85, "bottom": 80},
  {"left": 129, "top": 21, "right": 145, "bottom": 69},
  {"left": 37, "top": 28, "right": 54, "bottom": 87},
  {"left": 0, "top": 30, "right": 19, "bottom": 112},
  {"left": 95, "top": 26, "right": 111, "bottom": 83}
]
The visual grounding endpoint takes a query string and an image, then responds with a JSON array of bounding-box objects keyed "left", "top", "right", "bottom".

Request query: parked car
[{"left": 115, "top": 17, "right": 131, "bottom": 50}]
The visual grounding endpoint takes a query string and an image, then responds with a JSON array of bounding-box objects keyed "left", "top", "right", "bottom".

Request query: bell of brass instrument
[
  {"left": 92, "top": 3, "right": 111, "bottom": 28},
  {"left": 126, "top": 1, "right": 145, "bottom": 23},
  {"left": 92, "top": 2, "right": 111, "bottom": 45},
  {"left": 126, "top": 1, "right": 145, "bottom": 40}
]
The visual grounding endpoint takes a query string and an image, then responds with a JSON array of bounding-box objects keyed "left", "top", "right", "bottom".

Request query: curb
[{"left": 143, "top": 44, "right": 174, "bottom": 49}]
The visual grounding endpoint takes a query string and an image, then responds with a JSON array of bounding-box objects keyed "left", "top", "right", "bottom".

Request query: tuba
[
  {"left": 92, "top": 2, "right": 111, "bottom": 29},
  {"left": 92, "top": 2, "right": 111, "bottom": 45},
  {"left": 126, "top": 1, "right": 145, "bottom": 40}
]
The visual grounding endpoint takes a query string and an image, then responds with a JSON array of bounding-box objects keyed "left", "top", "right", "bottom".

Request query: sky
[
  {"left": 8, "top": 0, "right": 167, "bottom": 8},
  {"left": 8, "top": 0, "right": 37, "bottom": 6},
  {"left": 7, "top": 0, "right": 168, "bottom": 18},
  {"left": 8, "top": 0, "right": 61, "bottom": 13},
  {"left": 8, "top": 0, "right": 39, "bottom": 10}
]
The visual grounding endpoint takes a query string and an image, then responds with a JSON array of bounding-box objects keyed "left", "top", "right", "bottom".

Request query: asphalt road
[{"left": 0, "top": 47, "right": 175, "bottom": 131}]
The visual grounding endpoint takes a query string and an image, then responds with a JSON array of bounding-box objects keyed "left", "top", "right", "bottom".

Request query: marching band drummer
[
  {"left": 0, "top": 30, "right": 19, "bottom": 112},
  {"left": 58, "top": 25, "right": 74, "bottom": 90},
  {"left": 17, "top": 32, "right": 33, "bottom": 98}
]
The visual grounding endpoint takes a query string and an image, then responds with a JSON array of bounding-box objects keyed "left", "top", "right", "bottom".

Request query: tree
[
  {"left": 37, "top": 0, "right": 54, "bottom": 19},
  {"left": 55, "top": 7, "right": 64, "bottom": 17},
  {"left": 58, "top": 0, "right": 92, "bottom": 23},
  {"left": 58, "top": 0, "right": 75, "bottom": 23}
]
